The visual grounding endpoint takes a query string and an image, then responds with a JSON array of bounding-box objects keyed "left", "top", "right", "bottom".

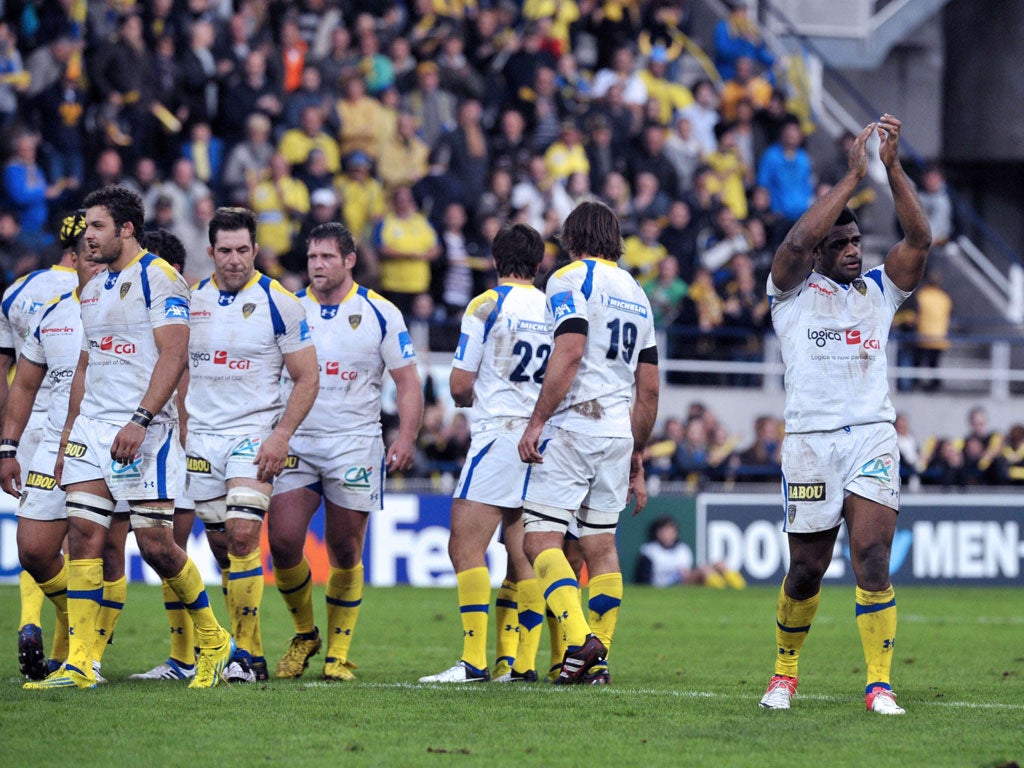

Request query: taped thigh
[
  {"left": 576, "top": 506, "right": 619, "bottom": 537},
  {"left": 522, "top": 501, "right": 573, "bottom": 534},
  {"left": 130, "top": 503, "right": 174, "bottom": 529},
  {"left": 195, "top": 498, "right": 227, "bottom": 533},
  {"left": 66, "top": 492, "right": 116, "bottom": 528},
  {"left": 225, "top": 487, "right": 271, "bottom": 523}
]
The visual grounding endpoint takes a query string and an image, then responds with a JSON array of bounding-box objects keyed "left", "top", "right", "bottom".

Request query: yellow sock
[
  {"left": 546, "top": 606, "right": 565, "bottom": 676},
  {"left": 534, "top": 548, "right": 589, "bottom": 647},
  {"left": 39, "top": 560, "right": 69, "bottom": 662},
  {"left": 66, "top": 559, "right": 103, "bottom": 677},
  {"left": 221, "top": 569, "right": 230, "bottom": 611},
  {"left": 512, "top": 578, "right": 544, "bottom": 675},
  {"left": 856, "top": 585, "right": 897, "bottom": 692},
  {"left": 587, "top": 572, "right": 623, "bottom": 653},
  {"left": 773, "top": 580, "right": 820, "bottom": 678},
  {"left": 162, "top": 580, "right": 195, "bottom": 667},
  {"left": 94, "top": 576, "right": 126, "bottom": 662},
  {"left": 325, "top": 564, "right": 364, "bottom": 664},
  {"left": 228, "top": 549, "right": 265, "bottom": 657},
  {"left": 19, "top": 569, "right": 46, "bottom": 628},
  {"left": 492, "top": 579, "right": 517, "bottom": 676},
  {"left": 452, "top": 566, "right": 490, "bottom": 672},
  {"left": 165, "top": 557, "right": 224, "bottom": 648},
  {"left": 275, "top": 559, "right": 315, "bottom": 635}
]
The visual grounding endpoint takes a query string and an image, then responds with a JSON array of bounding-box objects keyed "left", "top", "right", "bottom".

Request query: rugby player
[
  {"left": 0, "top": 211, "right": 99, "bottom": 679},
  {"left": 269, "top": 221, "right": 421, "bottom": 682},
  {"left": 185, "top": 207, "right": 318, "bottom": 683},
  {"left": 419, "top": 223, "right": 549, "bottom": 684},
  {"left": 27, "top": 185, "right": 231, "bottom": 690},
  {"left": 518, "top": 200, "right": 660, "bottom": 684},
  {"left": 758, "top": 115, "right": 930, "bottom": 715}
]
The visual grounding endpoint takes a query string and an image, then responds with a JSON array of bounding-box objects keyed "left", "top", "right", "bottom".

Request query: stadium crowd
[{"left": 0, "top": 0, "right": 988, "bottom": 487}]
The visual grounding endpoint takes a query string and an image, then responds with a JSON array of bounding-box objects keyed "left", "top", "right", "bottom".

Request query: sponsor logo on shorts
[
  {"left": 100, "top": 336, "right": 136, "bottom": 355},
  {"left": 26, "top": 471, "right": 57, "bottom": 490},
  {"left": 186, "top": 456, "right": 212, "bottom": 474},
  {"left": 807, "top": 329, "right": 841, "bottom": 348},
  {"left": 550, "top": 291, "right": 576, "bottom": 320},
  {"left": 787, "top": 504, "right": 797, "bottom": 525},
  {"left": 214, "top": 350, "right": 251, "bottom": 369},
  {"left": 398, "top": 330, "right": 415, "bottom": 359},
  {"left": 242, "top": 302, "right": 256, "bottom": 318},
  {"left": 284, "top": 455, "right": 299, "bottom": 469},
  {"left": 110, "top": 456, "right": 143, "bottom": 480},
  {"left": 164, "top": 296, "right": 189, "bottom": 320},
  {"left": 231, "top": 438, "right": 260, "bottom": 458},
  {"left": 119, "top": 281, "right": 133, "bottom": 300},
  {"left": 787, "top": 483, "right": 826, "bottom": 502},
  {"left": 343, "top": 466, "right": 373, "bottom": 490},
  {"left": 64, "top": 441, "right": 87, "bottom": 458},
  {"left": 859, "top": 456, "right": 894, "bottom": 483}
]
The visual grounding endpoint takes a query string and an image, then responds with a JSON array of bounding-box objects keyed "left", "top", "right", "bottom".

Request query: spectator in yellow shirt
[
  {"left": 543, "top": 119, "right": 590, "bottom": 183},
  {"left": 249, "top": 152, "right": 310, "bottom": 257},
  {"left": 377, "top": 111, "right": 431, "bottom": 193},
  {"left": 373, "top": 185, "right": 441, "bottom": 315},
  {"left": 622, "top": 215, "right": 669, "bottom": 286},
  {"left": 277, "top": 104, "right": 341, "bottom": 173},
  {"left": 335, "top": 150, "right": 387, "bottom": 244}
]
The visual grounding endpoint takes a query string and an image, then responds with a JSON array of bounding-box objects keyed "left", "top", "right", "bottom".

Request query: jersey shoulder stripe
[
  {"left": 483, "top": 284, "right": 513, "bottom": 343},
  {"left": 1, "top": 268, "right": 48, "bottom": 316},
  {"left": 356, "top": 285, "right": 388, "bottom": 336},
  {"left": 552, "top": 261, "right": 586, "bottom": 280},
  {"left": 257, "top": 274, "right": 288, "bottom": 336}
]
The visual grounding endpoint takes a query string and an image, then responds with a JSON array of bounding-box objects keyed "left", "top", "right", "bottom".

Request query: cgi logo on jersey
[
  {"left": 324, "top": 361, "right": 358, "bottom": 380},
  {"left": 550, "top": 291, "right": 576, "bottom": 321},
  {"left": 100, "top": 336, "right": 136, "bottom": 355},
  {"left": 214, "top": 350, "right": 251, "bottom": 370},
  {"left": 845, "top": 330, "right": 881, "bottom": 350}
]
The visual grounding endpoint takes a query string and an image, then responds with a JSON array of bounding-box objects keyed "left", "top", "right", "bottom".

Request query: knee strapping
[
  {"left": 129, "top": 503, "right": 174, "bottom": 529},
  {"left": 66, "top": 492, "right": 115, "bottom": 528},
  {"left": 225, "top": 487, "right": 270, "bottom": 523},
  {"left": 195, "top": 498, "right": 227, "bottom": 529}
]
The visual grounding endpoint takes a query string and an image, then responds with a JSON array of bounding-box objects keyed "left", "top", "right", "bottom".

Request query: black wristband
[
  {"left": 131, "top": 407, "right": 154, "bottom": 429},
  {"left": 0, "top": 438, "right": 19, "bottom": 449}
]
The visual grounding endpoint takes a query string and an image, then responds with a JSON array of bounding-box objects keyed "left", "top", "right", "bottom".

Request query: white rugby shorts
[
  {"left": 185, "top": 431, "right": 265, "bottom": 502},
  {"left": 18, "top": 432, "right": 65, "bottom": 521},
  {"left": 61, "top": 415, "right": 183, "bottom": 502},
  {"left": 454, "top": 430, "right": 528, "bottom": 509},
  {"left": 522, "top": 428, "right": 632, "bottom": 535},
  {"left": 781, "top": 421, "right": 900, "bottom": 533},
  {"left": 272, "top": 433, "right": 384, "bottom": 512}
]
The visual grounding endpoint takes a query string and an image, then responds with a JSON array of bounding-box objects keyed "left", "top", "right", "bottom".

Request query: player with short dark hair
[
  {"left": 26, "top": 185, "right": 232, "bottom": 690},
  {"left": 419, "top": 223, "right": 550, "bottom": 684},
  {"left": 758, "top": 115, "right": 930, "bottom": 715},
  {"left": 268, "top": 221, "right": 422, "bottom": 682}
]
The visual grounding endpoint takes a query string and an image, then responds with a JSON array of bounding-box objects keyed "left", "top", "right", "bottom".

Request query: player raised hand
[
  {"left": 848, "top": 120, "right": 876, "bottom": 179},
  {"left": 876, "top": 113, "right": 903, "bottom": 169}
]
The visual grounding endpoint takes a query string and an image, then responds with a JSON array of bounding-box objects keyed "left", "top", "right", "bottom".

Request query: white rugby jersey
[
  {"left": 21, "top": 290, "right": 82, "bottom": 434},
  {"left": 285, "top": 284, "right": 414, "bottom": 437},
  {"left": 452, "top": 283, "right": 551, "bottom": 434},
  {"left": 545, "top": 258, "right": 657, "bottom": 438},
  {"left": 187, "top": 272, "right": 312, "bottom": 434},
  {"left": 0, "top": 266, "right": 78, "bottom": 423},
  {"left": 768, "top": 266, "right": 911, "bottom": 433},
  {"left": 79, "top": 251, "right": 191, "bottom": 425}
]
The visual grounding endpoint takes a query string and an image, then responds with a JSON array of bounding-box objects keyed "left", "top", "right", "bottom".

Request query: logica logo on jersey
[
  {"left": 808, "top": 328, "right": 842, "bottom": 347},
  {"left": 213, "top": 350, "right": 251, "bottom": 369},
  {"left": 100, "top": 336, "right": 136, "bottom": 354},
  {"left": 191, "top": 351, "right": 210, "bottom": 367},
  {"left": 47, "top": 367, "right": 74, "bottom": 386}
]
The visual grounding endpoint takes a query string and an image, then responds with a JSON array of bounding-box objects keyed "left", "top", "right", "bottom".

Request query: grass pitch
[{"left": 1, "top": 583, "right": 1021, "bottom": 767}]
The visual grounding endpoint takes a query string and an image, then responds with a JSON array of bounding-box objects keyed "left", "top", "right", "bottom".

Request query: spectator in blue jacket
[
  {"left": 713, "top": 2, "right": 775, "bottom": 83},
  {"left": 756, "top": 117, "right": 812, "bottom": 227}
]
